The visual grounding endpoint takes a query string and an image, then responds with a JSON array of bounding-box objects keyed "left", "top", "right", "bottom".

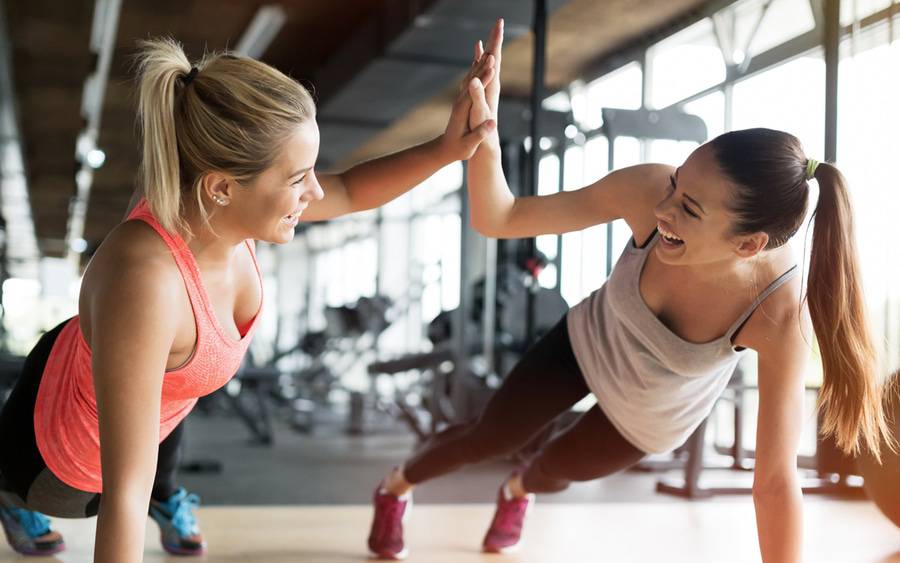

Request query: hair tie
[
  {"left": 183, "top": 67, "right": 199, "bottom": 86},
  {"left": 805, "top": 158, "right": 819, "bottom": 181}
]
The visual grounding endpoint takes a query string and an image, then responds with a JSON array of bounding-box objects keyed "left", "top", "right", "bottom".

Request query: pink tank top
[{"left": 34, "top": 200, "right": 263, "bottom": 492}]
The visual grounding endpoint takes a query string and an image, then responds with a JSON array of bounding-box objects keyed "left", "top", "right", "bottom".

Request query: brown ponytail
[
  {"left": 807, "top": 162, "right": 893, "bottom": 460},
  {"left": 710, "top": 128, "right": 894, "bottom": 460}
]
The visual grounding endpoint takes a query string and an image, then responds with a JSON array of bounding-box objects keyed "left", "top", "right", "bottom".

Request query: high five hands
[{"left": 439, "top": 19, "right": 505, "bottom": 161}]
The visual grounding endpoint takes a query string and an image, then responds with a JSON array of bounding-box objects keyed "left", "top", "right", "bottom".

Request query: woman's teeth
[{"left": 659, "top": 225, "right": 684, "bottom": 245}]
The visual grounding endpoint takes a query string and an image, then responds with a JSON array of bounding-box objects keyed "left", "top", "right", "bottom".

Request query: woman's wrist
[
  {"left": 471, "top": 133, "right": 501, "bottom": 162},
  {"left": 433, "top": 134, "right": 463, "bottom": 166}
]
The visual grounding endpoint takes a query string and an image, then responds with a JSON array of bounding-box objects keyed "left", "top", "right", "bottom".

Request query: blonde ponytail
[{"left": 134, "top": 37, "right": 192, "bottom": 233}]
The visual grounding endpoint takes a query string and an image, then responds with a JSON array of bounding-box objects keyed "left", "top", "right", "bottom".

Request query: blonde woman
[
  {"left": 369, "top": 20, "right": 891, "bottom": 562},
  {"left": 0, "top": 39, "right": 496, "bottom": 561}
]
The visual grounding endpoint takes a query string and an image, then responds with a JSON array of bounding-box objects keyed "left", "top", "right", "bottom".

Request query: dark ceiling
[{"left": 3, "top": 0, "right": 714, "bottom": 260}]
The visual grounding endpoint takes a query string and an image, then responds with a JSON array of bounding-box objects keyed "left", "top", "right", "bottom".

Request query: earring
[{"left": 214, "top": 196, "right": 228, "bottom": 206}]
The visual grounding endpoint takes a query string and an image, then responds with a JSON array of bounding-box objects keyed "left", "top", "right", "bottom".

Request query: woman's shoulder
[
  {"left": 77, "top": 219, "right": 189, "bottom": 346},
  {"left": 607, "top": 163, "right": 673, "bottom": 246},
  {"left": 734, "top": 252, "right": 809, "bottom": 352},
  {"left": 82, "top": 220, "right": 183, "bottom": 298}
]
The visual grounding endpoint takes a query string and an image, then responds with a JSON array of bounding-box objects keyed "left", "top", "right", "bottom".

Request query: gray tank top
[{"left": 566, "top": 229, "right": 799, "bottom": 454}]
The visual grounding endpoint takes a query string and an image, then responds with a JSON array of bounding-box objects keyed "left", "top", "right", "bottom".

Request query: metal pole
[
  {"left": 374, "top": 209, "right": 383, "bottom": 296},
  {"left": 823, "top": 0, "right": 840, "bottom": 162},
  {"left": 526, "top": 0, "right": 548, "bottom": 343},
  {"left": 529, "top": 0, "right": 547, "bottom": 198},
  {"left": 554, "top": 140, "right": 565, "bottom": 287},
  {"left": 452, "top": 161, "right": 472, "bottom": 421},
  {"left": 482, "top": 237, "right": 497, "bottom": 374}
]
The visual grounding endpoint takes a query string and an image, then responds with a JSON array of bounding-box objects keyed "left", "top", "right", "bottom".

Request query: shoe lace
[{"left": 165, "top": 491, "right": 201, "bottom": 536}]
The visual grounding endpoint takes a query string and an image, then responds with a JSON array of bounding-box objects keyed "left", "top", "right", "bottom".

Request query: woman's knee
[
  {"left": 23, "top": 491, "right": 99, "bottom": 519},
  {"left": 521, "top": 459, "right": 573, "bottom": 493},
  {"left": 23, "top": 470, "right": 99, "bottom": 518},
  {"left": 523, "top": 441, "right": 644, "bottom": 492}
]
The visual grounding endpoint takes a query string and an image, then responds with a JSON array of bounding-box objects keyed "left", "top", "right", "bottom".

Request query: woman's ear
[
  {"left": 734, "top": 231, "right": 769, "bottom": 258},
  {"left": 200, "top": 171, "right": 233, "bottom": 206}
]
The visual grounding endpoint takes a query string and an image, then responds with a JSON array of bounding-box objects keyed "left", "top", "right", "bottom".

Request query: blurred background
[{"left": 0, "top": 0, "right": 898, "bottom": 531}]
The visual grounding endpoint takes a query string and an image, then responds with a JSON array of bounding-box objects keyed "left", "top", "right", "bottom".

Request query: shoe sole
[
  {"left": 161, "top": 539, "right": 207, "bottom": 557},
  {"left": 368, "top": 546, "right": 409, "bottom": 560},
  {"left": 11, "top": 542, "right": 66, "bottom": 557},
  {"left": 0, "top": 516, "right": 66, "bottom": 556},
  {"left": 482, "top": 541, "right": 522, "bottom": 554}
]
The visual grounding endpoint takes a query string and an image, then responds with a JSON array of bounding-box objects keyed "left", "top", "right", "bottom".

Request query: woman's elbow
[{"left": 470, "top": 212, "right": 504, "bottom": 238}]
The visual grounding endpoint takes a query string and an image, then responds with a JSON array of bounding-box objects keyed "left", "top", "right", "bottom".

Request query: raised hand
[
  {"left": 438, "top": 19, "right": 508, "bottom": 162},
  {"left": 468, "top": 19, "right": 504, "bottom": 133},
  {"left": 467, "top": 76, "right": 493, "bottom": 149}
]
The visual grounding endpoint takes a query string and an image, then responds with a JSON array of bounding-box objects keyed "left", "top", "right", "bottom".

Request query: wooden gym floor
[{"left": 0, "top": 499, "right": 896, "bottom": 562}]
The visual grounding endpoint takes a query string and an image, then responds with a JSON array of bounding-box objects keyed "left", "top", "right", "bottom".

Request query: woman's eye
[
  {"left": 292, "top": 175, "right": 306, "bottom": 186},
  {"left": 683, "top": 205, "right": 699, "bottom": 218}
]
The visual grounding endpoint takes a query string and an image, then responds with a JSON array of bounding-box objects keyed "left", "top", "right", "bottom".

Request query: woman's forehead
[{"left": 680, "top": 145, "right": 731, "bottom": 212}]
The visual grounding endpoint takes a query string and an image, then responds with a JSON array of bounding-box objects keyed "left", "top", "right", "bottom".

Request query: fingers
[
  {"left": 468, "top": 77, "right": 490, "bottom": 114},
  {"left": 461, "top": 118, "right": 497, "bottom": 153},
  {"left": 449, "top": 76, "right": 480, "bottom": 133},
  {"left": 468, "top": 47, "right": 490, "bottom": 75},
  {"left": 459, "top": 53, "right": 495, "bottom": 96},
  {"left": 485, "top": 18, "right": 504, "bottom": 62},
  {"left": 445, "top": 75, "right": 497, "bottom": 159},
  {"left": 469, "top": 61, "right": 499, "bottom": 113},
  {"left": 473, "top": 118, "right": 497, "bottom": 141},
  {"left": 475, "top": 118, "right": 496, "bottom": 137},
  {"left": 475, "top": 56, "right": 495, "bottom": 88},
  {"left": 475, "top": 54, "right": 494, "bottom": 77},
  {"left": 466, "top": 77, "right": 493, "bottom": 132},
  {"left": 459, "top": 19, "right": 503, "bottom": 102}
]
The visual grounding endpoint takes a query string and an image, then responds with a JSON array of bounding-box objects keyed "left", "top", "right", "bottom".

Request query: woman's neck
[
  {"left": 679, "top": 246, "right": 790, "bottom": 293},
  {"left": 179, "top": 196, "right": 244, "bottom": 267}
]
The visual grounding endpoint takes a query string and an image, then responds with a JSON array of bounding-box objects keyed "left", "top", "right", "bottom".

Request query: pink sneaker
[
  {"left": 482, "top": 481, "right": 535, "bottom": 553},
  {"left": 367, "top": 484, "right": 412, "bottom": 560}
]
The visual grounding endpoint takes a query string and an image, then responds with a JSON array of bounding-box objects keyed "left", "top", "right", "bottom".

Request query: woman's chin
[
  {"left": 255, "top": 229, "right": 295, "bottom": 245},
  {"left": 272, "top": 231, "right": 295, "bottom": 245},
  {"left": 654, "top": 241, "right": 686, "bottom": 264}
]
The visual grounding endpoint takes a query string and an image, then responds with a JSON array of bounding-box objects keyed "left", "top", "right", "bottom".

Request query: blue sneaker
[
  {"left": 0, "top": 504, "right": 65, "bottom": 556},
  {"left": 148, "top": 488, "right": 207, "bottom": 556}
]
